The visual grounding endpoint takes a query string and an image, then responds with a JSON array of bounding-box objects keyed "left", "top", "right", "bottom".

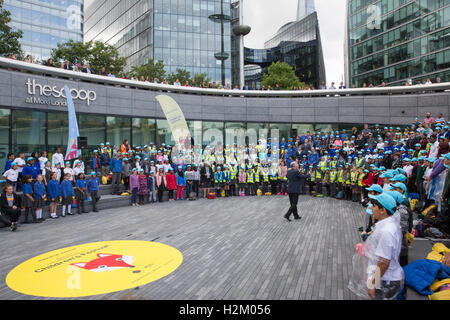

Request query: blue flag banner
[{"left": 64, "top": 86, "right": 81, "bottom": 160}]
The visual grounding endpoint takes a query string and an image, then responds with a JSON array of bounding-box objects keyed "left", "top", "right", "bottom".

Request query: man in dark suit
[{"left": 284, "top": 161, "right": 309, "bottom": 221}]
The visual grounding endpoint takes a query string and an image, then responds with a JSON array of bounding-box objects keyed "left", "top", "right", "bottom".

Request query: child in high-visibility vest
[
  {"left": 261, "top": 166, "right": 270, "bottom": 194},
  {"left": 269, "top": 164, "right": 278, "bottom": 195},
  {"left": 357, "top": 168, "right": 367, "bottom": 203},
  {"left": 350, "top": 165, "right": 359, "bottom": 202},
  {"left": 308, "top": 165, "right": 315, "bottom": 195},
  {"left": 343, "top": 165, "right": 352, "bottom": 201},
  {"left": 323, "top": 167, "right": 331, "bottom": 197},
  {"left": 246, "top": 167, "right": 255, "bottom": 196},
  {"left": 315, "top": 166, "right": 323, "bottom": 196},
  {"left": 329, "top": 166, "right": 338, "bottom": 198}
]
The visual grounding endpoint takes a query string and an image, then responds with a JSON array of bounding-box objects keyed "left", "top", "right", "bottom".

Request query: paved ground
[{"left": 0, "top": 195, "right": 368, "bottom": 300}]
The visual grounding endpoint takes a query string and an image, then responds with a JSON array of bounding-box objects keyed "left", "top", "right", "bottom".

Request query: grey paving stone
[{"left": 0, "top": 195, "right": 377, "bottom": 300}]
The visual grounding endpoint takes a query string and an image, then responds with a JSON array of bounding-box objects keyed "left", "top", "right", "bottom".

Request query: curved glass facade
[
  {"left": 243, "top": 12, "right": 326, "bottom": 89},
  {"left": 85, "top": 0, "right": 232, "bottom": 84},
  {"left": 4, "top": 0, "right": 83, "bottom": 61},
  {"left": 347, "top": 0, "right": 450, "bottom": 86}
]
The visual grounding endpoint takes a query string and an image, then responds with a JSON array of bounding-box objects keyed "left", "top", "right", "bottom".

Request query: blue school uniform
[
  {"left": 47, "top": 179, "right": 61, "bottom": 199},
  {"left": 87, "top": 177, "right": 99, "bottom": 192},
  {"left": 76, "top": 179, "right": 87, "bottom": 189},
  {"left": 22, "top": 183, "right": 32, "bottom": 196},
  {"left": 61, "top": 180, "right": 74, "bottom": 198},
  {"left": 4, "top": 159, "right": 12, "bottom": 172},
  {"left": 33, "top": 181, "right": 46, "bottom": 198},
  {"left": 22, "top": 164, "right": 40, "bottom": 179}
]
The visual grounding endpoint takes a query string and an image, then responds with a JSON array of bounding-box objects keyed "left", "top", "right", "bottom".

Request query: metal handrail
[{"left": 1, "top": 56, "right": 449, "bottom": 98}]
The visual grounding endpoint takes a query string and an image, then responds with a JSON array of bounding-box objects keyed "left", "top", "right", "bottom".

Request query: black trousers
[
  {"left": 285, "top": 193, "right": 300, "bottom": 219},
  {"left": 1, "top": 207, "right": 21, "bottom": 224},
  {"left": 90, "top": 190, "right": 99, "bottom": 211}
]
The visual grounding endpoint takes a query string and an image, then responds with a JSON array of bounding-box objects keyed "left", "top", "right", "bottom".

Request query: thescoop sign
[{"left": 26, "top": 78, "right": 97, "bottom": 106}]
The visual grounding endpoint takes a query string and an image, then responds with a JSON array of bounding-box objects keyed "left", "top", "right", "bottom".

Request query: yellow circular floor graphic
[{"left": 6, "top": 240, "right": 183, "bottom": 298}]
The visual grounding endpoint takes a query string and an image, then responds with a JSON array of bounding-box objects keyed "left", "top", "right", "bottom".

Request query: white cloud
[{"left": 243, "top": 0, "right": 346, "bottom": 85}]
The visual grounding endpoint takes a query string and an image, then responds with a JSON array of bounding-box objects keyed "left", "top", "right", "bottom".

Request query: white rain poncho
[{"left": 348, "top": 217, "right": 404, "bottom": 300}]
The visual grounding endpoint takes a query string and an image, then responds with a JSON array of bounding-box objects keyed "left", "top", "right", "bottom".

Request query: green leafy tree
[
  {"left": 130, "top": 59, "right": 166, "bottom": 81},
  {"left": 192, "top": 72, "right": 211, "bottom": 87},
  {"left": 51, "top": 40, "right": 126, "bottom": 75},
  {"left": 0, "top": 0, "right": 23, "bottom": 57},
  {"left": 261, "top": 61, "right": 305, "bottom": 90},
  {"left": 166, "top": 68, "right": 191, "bottom": 85},
  {"left": 89, "top": 41, "right": 126, "bottom": 75}
]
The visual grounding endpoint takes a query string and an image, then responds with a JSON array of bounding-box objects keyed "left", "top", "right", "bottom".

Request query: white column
[{"left": 239, "top": 0, "right": 245, "bottom": 89}]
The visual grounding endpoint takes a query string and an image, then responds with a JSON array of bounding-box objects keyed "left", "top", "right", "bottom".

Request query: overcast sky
[{"left": 243, "top": 0, "right": 346, "bottom": 85}]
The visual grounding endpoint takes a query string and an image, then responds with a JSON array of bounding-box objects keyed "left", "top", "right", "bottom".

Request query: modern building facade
[
  {"left": 243, "top": 10, "right": 326, "bottom": 89},
  {"left": 1, "top": 58, "right": 448, "bottom": 171},
  {"left": 84, "top": 0, "right": 232, "bottom": 84},
  {"left": 346, "top": 0, "right": 450, "bottom": 87},
  {"left": 3, "top": 0, "right": 84, "bottom": 62},
  {"left": 296, "top": 0, "right": 316, "bottom": 21}
]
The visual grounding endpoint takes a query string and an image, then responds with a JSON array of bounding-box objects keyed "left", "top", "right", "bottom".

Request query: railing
[{"left": 1, "top": 56, "right": 450, "bottom": 97}]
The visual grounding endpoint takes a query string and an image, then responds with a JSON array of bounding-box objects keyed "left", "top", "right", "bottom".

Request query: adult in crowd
[{"left": 284, "top": 162, "right": 309, "bottom": 222}]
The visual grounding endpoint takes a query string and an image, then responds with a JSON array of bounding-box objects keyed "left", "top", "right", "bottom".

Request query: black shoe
[
  {"left": 284, "top": 214, "right": 291, "bottom": 222},
  {"left": 23, "top": 220, "right": 29, "bottom": 224},
  {"left": 82, "top": 211, "right": 88, "bottom": 213},
  {"left": 294, "top": 216, "right": 302, "bottom": 220},
  {"left": 93, "top": 209, "right": 99, "bottom": 212},
  {"left": 67, "top": 213, "right": 74, "bottom": 215},
  {"left": 31, "top": 220, "right": 39, "bottom": 224}
]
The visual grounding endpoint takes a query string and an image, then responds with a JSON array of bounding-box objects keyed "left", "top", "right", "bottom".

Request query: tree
[
  {"left": 166, "top": 68, "right": 191, "bottom": 85},
  {"left": 192, "top": 72, "right": 211, "bottom": 87},
  {"left": 51, "top": 40, "right": 126, "bottom": 75},
  {"left": 0, "top": 0, "right": 23, "bottom": 57},
  {"left": 130, "top": 59, "right": 166, "bottom": 81},
  {"left": 89, "top": 41, "right": 126, "bottom": 75},
  {"left": 261, "top": 61, "right": 305, "bottom": 90},
  {"left": 51, "top": 40, "right": 91, "bottom": 66}
]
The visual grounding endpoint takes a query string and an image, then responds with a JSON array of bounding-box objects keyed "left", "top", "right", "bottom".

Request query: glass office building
[
  {"left": 244, "top": 11, "right": 326, "bottom": 89},
  {"left": 347, "top": 0, "right": 450, "bottom": 87},
  {"left": 3, "top": 0, "right": 83, "bottom": 61},
  {"left": 84, "top": 0, "right": 232, "bottom": 84}
]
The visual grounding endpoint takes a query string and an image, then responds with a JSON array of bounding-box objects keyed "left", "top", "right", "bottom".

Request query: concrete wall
[{"left": 1, "top": 69, "right": 449, "bottom": 125}]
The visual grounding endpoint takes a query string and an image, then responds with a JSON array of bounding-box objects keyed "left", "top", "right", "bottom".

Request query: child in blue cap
[
  {"left": 349, "top": 192, "right": 403, "bottom": 300},
  {"left": 88, "top": 171, "right": 100, "bottom": 212}
]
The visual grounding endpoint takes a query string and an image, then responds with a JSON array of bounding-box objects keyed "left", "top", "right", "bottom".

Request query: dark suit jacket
[{"left": 286, "top": 169, "right": 309, "bottom": 194}]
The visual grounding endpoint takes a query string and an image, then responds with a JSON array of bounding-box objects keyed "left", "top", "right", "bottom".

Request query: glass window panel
[
  {"left": 202, "top": 121, "right": 223, "bottom": 148},
  {"left": 269, "top": 123, "right": 291, "bottom": 144},
  {"left": 0, "top": 109, "right": 10, "bottom": 170},
  {"left": 132, "top": 118, "right": 156, "bottom": 146},
  {"left": 156, "top": 119, "right": 176, "bottom": 146},
  {"left": 106, "top": 116, "right": 131, "bottom": 148},
  {"left": 48, "top": 112, "right": 68, "bottom": 154},
  {"left": 78, "top": 114, "right": 105, "bottom": 148}
]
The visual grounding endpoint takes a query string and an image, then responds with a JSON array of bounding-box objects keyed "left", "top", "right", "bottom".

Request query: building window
[
  {"left": 132, "top": 118, "right": 156, "bottom": 147},
  {"left": 107, "top": 116, "right": 131, "bottom": 148},
  {"left": 0, "top": 109, "right": 10, "bottom": 170},
  {"left": 48, "top": 112, "right": 68, "bottom": 154},
  {"left": 78, "top": 114, "right": 106, "bottom": 148},
  {"left": 156, "top": 119, "right": 176, "bottom": 146},
  {"left": 13, "top": 109, "right": 46, "bottom": 155}
]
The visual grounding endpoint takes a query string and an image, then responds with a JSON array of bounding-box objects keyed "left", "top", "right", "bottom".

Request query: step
[{"left": 0, "top": 187, "right": 245, "bottom": 228}]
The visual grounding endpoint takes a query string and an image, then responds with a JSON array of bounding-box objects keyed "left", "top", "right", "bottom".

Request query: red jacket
[{"left": 166, "top": 173, "right": 177, "bottom": 190}]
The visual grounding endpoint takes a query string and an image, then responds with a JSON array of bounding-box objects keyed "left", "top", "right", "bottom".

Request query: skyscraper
[
  {"left": 242, "top": 2, "right": 325, "bottom": 89},
  {"left": 84, "top": 0, "right": 233, "bottom": 84},
  {"left": 346, "top": 0, "right": 450, "bottom": 87},
  {"left": 3, "top": 0, "right": 84, "bottom": 62},
  {"left": 297, "top": 0, "right": 315, "bottom": 21}
]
